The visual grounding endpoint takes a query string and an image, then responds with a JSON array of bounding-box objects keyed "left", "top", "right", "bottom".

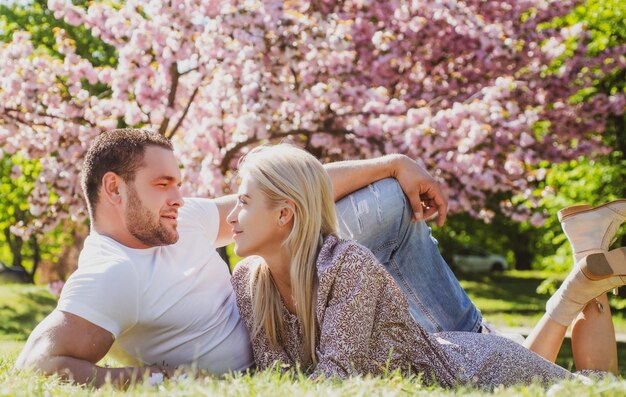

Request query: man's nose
[{"left": 170, "top": 188, "right": 184, "bottom": 207}]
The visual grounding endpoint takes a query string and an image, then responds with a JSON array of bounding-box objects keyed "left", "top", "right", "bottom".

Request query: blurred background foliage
[
  {"left": 0, "top": 154, "right": 76, "bottom": 283},
  {"left": 436, "top": 0, "right": 626, "bottom": 277},
  {"left": 0, "top": 0, "right": 99, "bottom": 282}
]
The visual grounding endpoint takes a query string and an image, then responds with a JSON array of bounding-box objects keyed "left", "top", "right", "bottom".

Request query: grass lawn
[
  {"left": 3, "top": 274, "right": 626, "bottom": 395},
  {"left": 0, "top": 285, "right": 57, "bottom": 341},
  {"left": 459, "top": 270, "right": 626, "bottom": 375},
  {"left": 459, "top": 270, "right": 626, "bottom": 332},
  {"left": 2, "top": 339, "right": 625, "bottom": 397}
]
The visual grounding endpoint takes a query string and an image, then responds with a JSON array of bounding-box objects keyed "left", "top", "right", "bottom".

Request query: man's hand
[{"left": 390, "top": 155, "right": 448, "bottom": 227}]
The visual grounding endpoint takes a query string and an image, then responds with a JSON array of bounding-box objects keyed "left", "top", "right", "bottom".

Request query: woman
[{"left": 227, "top": 144, "right": 626, "bottom": 388}]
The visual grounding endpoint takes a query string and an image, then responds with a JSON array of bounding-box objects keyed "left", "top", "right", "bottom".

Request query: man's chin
[
  {"left": 158, "top": 223, "right": 179, "bottom": 245},
  {"left": 150, "top": 230, "right": 179, "bottom": 246},
  {"left": 162, "top": 232, "right": 179, "bottom": 245}
]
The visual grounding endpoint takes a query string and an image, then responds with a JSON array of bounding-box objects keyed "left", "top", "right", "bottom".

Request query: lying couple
[{"left": 17, "top": 129, "right": 626, "bottom": 388}]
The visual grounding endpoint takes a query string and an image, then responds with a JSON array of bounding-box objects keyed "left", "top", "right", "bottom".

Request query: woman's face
[{"left": 227, "top": 175, "right": 288, "bottom": 258}]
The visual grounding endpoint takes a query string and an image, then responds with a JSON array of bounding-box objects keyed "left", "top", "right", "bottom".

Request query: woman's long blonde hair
[{"left": 238, "top": 144, "right": 339, "bottom": 367}]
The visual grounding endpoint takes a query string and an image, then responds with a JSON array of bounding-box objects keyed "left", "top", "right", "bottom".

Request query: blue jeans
[{"left": 335, "top": 178, "right": 483, "bottom": 333}]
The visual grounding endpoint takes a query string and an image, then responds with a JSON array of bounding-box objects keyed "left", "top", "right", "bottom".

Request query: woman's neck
[{"left": 262, "top": 249, "right": 296, "bottom": 313}]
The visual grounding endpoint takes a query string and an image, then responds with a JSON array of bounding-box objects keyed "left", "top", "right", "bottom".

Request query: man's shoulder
[
  {"left": 74, "top": 235, "right": 142, "bottom": 287},
  {"left": 179, "top": 197, "right": 217, "bottom": 218},
  {"left": 80, "top": 233, "right": 134, "bottom": 266}
]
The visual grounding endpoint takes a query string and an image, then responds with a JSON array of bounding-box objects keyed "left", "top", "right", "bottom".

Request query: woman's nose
[{"left": 227, "top": 205, "right": 239, "bottom": 224}]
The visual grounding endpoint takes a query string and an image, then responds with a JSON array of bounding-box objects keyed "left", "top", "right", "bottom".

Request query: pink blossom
[
  {"left": 0, "top": 0, "right": 619, "bottom": 236},
  {"left": 11, "top": 165, "right": 22, "bottom": 179},
  {"left": 519, "top": 132, "right": 535, "bottom": 147},
  {"left": 48, "top": 280, "right": 65, "bottom": 297},
  {"left": 530, "top": 212, "right": 546, "bottom": 227},
  {"left": 406, "top": 108, "right": 431, "bottom": 125},
  {"left": 504, "top": 158, "right": 525, "bottom": 176},
  {"left": 47, "top": 0, "right": 65, "bottom": 12}
]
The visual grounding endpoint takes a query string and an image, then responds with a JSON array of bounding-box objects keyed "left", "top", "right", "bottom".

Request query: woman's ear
[
  {"left": 101, "top": 172, "right": 124, "bottom": 205},
  {"left": 278, "top": 200, "right": 295, "bottom": 226}
]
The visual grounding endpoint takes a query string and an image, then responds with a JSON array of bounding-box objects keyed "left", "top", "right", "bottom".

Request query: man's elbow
[
  {"left": 16, "top": 349, "right": 51, "bottom": 374},
  {"left": 15, "top": 347, "right": 68, "bottom": 378},
  {"left": 14, "top": 350, "right": 30, "bottom": 370},
  {"left": 14, "top": 341, "right": 41, "bottom": 371}
]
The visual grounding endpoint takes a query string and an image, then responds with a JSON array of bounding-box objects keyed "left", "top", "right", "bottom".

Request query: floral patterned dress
[{"left": 231, "top": 235, "right": 574, "bottom": 388}]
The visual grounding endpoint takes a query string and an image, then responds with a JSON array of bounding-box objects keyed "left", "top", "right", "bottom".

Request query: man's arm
[
  {"left": 212, "top": 154, "right": 449, "bottom": 246},
  {"left": 324, "top": 154, "right": 448, "bottom": 226},
  {"left": 15, "top": 310, "right": 167, "bottom": 387},
  {"left": 213, "top": 194, "right": 238, "bottom": 248}
]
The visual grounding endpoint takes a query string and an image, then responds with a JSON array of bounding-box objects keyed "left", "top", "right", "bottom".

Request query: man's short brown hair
[{"left": 81, "top": 128, "right": 174, "bottom": 219}]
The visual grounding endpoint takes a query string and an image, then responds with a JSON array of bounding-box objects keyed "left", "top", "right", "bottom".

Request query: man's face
[{"left": 123, "top": 146, "right": 184, "bottom": 247}]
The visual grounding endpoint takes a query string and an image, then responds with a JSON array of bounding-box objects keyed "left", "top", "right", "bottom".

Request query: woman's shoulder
[
  {"left": 316, "top": 235, "right": 380, "bottom": 274},
  {"left": 315, "top": 236, "right": 390, "bottom": 311},
  {"left": 231, "top": 256, "right": 263, "bottom": 290}
]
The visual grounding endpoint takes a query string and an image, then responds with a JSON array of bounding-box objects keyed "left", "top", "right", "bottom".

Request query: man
[{"left": 16, "top": 128, "right": 482, "bottom": 386}]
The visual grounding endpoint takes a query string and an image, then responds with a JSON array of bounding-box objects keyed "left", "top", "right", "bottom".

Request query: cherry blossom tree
[{"left": 1, "top": 0, "right": 624, "bottom": 238}]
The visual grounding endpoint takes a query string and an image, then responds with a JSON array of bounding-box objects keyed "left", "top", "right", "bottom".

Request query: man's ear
[{"left": 101, "top": 172, "right": 124, "bottom": 205}]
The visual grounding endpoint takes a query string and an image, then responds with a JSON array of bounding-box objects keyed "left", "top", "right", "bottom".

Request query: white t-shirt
[{"left": 57, "top": 198, "right": 254, "bottom": 374}]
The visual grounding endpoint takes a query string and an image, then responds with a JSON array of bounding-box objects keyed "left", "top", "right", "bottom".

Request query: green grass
[
  {"left": 460, "top": 270, "right": 548, "bottom": 328},
  {"left": 4, "top": 276, "right": 626, "bottom": 395},
  {"left": 1, "top": 340, "right": 626, "bottom": 396},
  {"left": 459, "top": 270, "right": 626, "bottom": 375},
  {"left": 459, "top": 270, "right": 626, "bottom": 331},
  {"left": 0, "top": 284, "right": 57, "bottom": 341}
]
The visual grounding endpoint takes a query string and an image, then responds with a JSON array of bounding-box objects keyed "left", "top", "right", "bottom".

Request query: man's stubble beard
[{"left": 125, "top": 184, "right": 179, "bottom": 247}]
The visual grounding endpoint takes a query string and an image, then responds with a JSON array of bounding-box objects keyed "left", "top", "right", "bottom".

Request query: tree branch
[
  {"left": 166, "top": 85, "right": 200, "bottom": 140},
  {"left": 2, "top": 107, "right": 97, "bottom": 128},
  {"left": 158, "top": 63, "right": 180, "bottom": 136},
  {"left": 219, "top": 127, "right": 348, "bottom": 174},
  {"left": 180, "top": 66, "right": 199, "bottom": 76}
]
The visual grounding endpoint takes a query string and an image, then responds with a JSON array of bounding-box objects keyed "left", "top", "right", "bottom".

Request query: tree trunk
[
  {"left": 511, "top": 230, "right": 533, "bottom": 270},
  {"left": 513, "top": 249, "right": 533, "bottom": 270},
  {"left": 27, "top": 234, "right": 40, "bottom": 283},
  {"left": 4, "top": 226, "right": 23, "bottom": 269}
]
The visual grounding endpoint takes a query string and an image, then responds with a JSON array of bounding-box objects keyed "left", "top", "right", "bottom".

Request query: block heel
[{"left": 582, "top": 247, "right": 626, "bottom": 281}]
